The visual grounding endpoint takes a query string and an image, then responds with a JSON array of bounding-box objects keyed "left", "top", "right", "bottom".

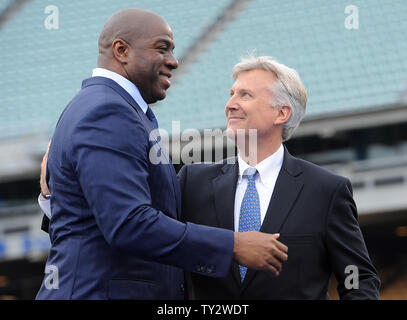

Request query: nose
[
  {"left": 166, "top": 52, "right": 179, "bottom": 70},
  {"left": 225, "top": 95, "right": 238, "bottom": 115}
]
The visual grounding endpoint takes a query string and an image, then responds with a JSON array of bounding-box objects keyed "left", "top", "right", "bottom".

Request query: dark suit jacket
[
  {"left": 36, "top": 77, "right": 234, "bottom": 300},
  {"left": 179, "top": 147, "right": 380, "bottom": 299}
]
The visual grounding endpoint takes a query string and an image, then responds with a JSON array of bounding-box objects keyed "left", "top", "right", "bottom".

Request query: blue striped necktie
[{"left": 238, "top": 167, "right": 261, "bottom": 282}]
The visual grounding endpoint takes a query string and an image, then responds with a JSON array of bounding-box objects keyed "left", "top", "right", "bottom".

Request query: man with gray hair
[{"left": 179, "top": 55, "right": 380, "bottom": 299}]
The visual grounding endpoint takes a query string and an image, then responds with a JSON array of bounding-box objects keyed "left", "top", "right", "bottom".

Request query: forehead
[
  {"left": 232, "top": 69, "right": 277, "bottom": 90},
  {"left": 144, "top": 18, "right": 174, "bottom": 40},
  {"left": 151, "top": 21, "right": 174, "bottom": 39},
  {"left": 141, "top": 26, "right": 175, "bottom": 50},
  {"left": 130, "top": 18, "right": 174, "bottom": 45}
]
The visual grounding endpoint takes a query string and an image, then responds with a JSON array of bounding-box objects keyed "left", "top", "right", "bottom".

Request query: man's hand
[
  {"left": 233, "top": 231, "right": 288, "bottom": 277},
  {"left": 40, "top": 142, "right": 51, "bottom": 196}
]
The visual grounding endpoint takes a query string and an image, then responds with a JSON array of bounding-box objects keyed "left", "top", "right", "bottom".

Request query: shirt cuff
[{"left": 38, "top": 193, "right": 52, "bottom": 219}]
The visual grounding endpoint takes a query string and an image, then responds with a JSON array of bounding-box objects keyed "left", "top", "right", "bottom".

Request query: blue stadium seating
[
  {"left": 154, "top": 0, "right": 407, "bottom": 132},
  {"left": 0, "top": 0, "right": 406, "bottom": 139},
  {"left": 0, "top": 0, "right": 234, "bottom": 138},
  {"left": 0, "top": 0, "right": 13, "bottom": 14}
]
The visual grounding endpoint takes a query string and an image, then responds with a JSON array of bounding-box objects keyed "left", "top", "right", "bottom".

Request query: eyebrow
[
  {"left": 230, "top": 88, "right": 254, "bottom": 95},
  {"left": 155, "top": 38, "right": 175, "bottom": 50}
]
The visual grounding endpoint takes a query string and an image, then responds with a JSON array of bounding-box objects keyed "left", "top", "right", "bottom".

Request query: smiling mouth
[
  {"left": 228, "top": 116, "right": 244, "bottom": 122},
  {"left": 159, "top": 72, "right": 172, "bottom": 88}
]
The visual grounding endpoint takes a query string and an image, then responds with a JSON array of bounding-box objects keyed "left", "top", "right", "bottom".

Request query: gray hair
[{"left": 232, "top": 56, "right": 307, "bottom": 141}]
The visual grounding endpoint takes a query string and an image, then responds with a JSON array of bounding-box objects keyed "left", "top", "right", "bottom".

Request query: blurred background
[{"left": 0, "top": 0, "right": 406, "bottom": 299}]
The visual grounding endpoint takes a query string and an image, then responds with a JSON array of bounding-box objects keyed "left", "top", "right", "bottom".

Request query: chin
[
  {"left": 149, "top": 94, "right": 165, "bottom": 105},
  {"left": 227, "top": 126, "right": 254, "bottom": 138},
  {"left": 225, "top": 127, "right": 238, "bottom": 140},
  {"left": 155, "top": 89, "right": 167, "bottom": 102}
]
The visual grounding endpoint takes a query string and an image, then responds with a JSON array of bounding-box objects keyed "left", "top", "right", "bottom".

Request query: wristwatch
[{"left": 40, "top": 193, "right": 51, "bottom": 200}]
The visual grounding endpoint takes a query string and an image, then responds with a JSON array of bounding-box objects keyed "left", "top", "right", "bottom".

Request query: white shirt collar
[
  {"left": 92, "top": 68, "right": 149, "bottom": 114},
  {"left": 237, "top": 144, "right": 284, "bottom": 187}
]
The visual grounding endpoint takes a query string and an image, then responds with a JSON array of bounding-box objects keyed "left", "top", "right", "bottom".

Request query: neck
[
  {"left": 237, "top": 134, "right": 283, "bottom": 166},
  {"left": 97, "top": 58, "right": 127, "bottom": 80}
]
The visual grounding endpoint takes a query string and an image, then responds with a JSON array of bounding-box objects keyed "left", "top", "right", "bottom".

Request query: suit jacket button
[{"left": 206, "top": 265, "right": 216, "bottom": 274}]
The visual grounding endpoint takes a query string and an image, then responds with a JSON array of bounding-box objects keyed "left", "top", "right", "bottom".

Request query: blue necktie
[
  {"left": 238, "top": 167, "right": 261, "bottom": 282},
  {"left": 146, "top": 107, "right": 162, "bottom": 161},
  {"left": 146, "top": 107, "right": 159, "bottom": 130}
]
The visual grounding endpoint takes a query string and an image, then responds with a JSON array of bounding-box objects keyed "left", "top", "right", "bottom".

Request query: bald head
[
  {"left": 96, "top": 8, "right": 178, "bottom": 104},
  {"left": 98, "top": 8, "right": 168, "bottom": 61}
]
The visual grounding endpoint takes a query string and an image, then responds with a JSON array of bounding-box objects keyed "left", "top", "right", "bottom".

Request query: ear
[
  {"left": 112, "top": 39, "right": 130, "bottom": 64},
  {"left": 274, "top": 105, "right": 292, "bottom": 125}
]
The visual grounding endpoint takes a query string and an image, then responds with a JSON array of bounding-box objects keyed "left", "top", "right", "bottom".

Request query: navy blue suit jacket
[{"left": 36, "top": 77, "right": 234, "bottom": 300}]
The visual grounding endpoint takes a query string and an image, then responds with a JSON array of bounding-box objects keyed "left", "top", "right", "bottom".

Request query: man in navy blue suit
[{"left": 36, "top": 9, "right": 288, "bottom": 300}]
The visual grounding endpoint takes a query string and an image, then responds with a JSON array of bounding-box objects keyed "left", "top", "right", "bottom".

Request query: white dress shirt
[
  {"left": 38, "top": 68, "right": 150, "bottom": 218},
  {"left": 234, "top": 144, "right": 284, "bottom": 232}
]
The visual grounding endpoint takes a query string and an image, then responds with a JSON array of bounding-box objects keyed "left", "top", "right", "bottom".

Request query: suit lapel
[
  {"left": 260, "top": 173, "right": 304, "bottom": 234},
  {"left": 126, "top": 102, "right": 181, "bottom": 219},
  {"left": 212, "top": 159, "right": 238, "bottom": 230},
  {"left": 169, "top": 161, "right": 182, "bottom": 219},
  {"left": 83, "top": 77, "right": 181, "bottom": 218},
  {"left": 212, "top": 159, "right": 241, "bottom": 285},
  {"left": 241, "top": 146, "right": 304, "bottom": 292}
]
